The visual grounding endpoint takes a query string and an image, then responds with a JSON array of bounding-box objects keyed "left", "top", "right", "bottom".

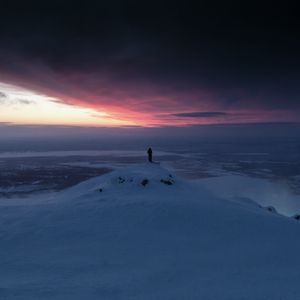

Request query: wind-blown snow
[
  {"left": 198, "top": 175, "right": 300, "bottom": 216},
  {"left": 1, "top": 163, "right": 300, "bottom": 299}
]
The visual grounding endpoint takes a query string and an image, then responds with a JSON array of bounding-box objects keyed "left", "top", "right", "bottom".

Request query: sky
[{"left": 0, "top": 0, "right": 300, "bottom": 130}]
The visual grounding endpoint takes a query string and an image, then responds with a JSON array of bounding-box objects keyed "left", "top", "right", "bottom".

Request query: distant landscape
[{"left": 1, "top": 136, "right": 300, "bottom": 216}]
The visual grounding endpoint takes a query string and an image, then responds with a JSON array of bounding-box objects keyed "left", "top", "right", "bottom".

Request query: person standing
[{"left": 147, "top": 147, "right": 153, "bottom": 163}]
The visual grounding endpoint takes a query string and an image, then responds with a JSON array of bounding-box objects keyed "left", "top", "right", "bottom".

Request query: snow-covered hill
[{"left": 1, "top": 163, "right": 300, "bottom": 299}]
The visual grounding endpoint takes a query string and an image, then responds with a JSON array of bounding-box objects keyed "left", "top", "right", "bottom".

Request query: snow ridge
[{"left": 0, "top": 163, "right": 300, "bottom": 300}]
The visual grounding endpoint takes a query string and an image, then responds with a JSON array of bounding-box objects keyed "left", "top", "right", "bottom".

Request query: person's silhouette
[{"left": 147, "top": 147, "right": 153, "bottom": 163}]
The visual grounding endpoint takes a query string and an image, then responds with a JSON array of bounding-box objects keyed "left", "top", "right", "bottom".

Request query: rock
[
  {"left": 141, "top": 179, "right": 149, "bottom": 187},
  {"left": 293, "top": 214, "right": 300, "bottom": 221},
  {"left": 160, "top": 179, "right": 174, "bottom": 185},
  {"left": 118, "top": 177, "right": 125, "bottom": 184},
  {"left": 265, "top": 206, "right": 277, "bottom": 213}
]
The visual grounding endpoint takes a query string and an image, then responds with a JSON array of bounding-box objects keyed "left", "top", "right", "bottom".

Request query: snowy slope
[
  {"left": 1, "top": 163, "right": 300, "bottom": 300},
  {"left": 197, "top": 174, "right": 300, "bottom": 217}
]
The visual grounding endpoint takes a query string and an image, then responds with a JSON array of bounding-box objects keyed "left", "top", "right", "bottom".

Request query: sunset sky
[{"left": 0, "top": 1, "right": 299, "bottom": 128}]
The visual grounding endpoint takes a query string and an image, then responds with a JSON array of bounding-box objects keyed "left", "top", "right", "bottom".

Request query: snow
[
  {"left": 1, "top": 163, "right": 300, "bottom": 299},
  {"left": 197, "top": 175, "right": 300, "bottom": 217}
]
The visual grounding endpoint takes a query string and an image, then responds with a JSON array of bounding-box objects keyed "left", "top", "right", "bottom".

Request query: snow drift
[{"left": 0, "top": 163, "right": 300, "bottom": 299}]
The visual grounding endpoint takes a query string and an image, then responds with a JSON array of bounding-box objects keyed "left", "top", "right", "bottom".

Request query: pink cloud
[{"left": 0, "top": 58, "right": 299, "bottom": 127}]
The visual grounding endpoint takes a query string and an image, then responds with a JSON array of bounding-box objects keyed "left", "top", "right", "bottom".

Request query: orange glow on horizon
[
  {"left": 0, "top": 82, "right": 138, "bottom": 127},
  {"left": 1, "top": 81, "right": 295, "bottom": 128}
]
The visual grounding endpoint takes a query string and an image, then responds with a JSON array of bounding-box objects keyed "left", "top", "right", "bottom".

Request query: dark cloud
[
  {"left": 0, "top": 0, "right": 300, "bottom": 121},
  {"left": 171, "top": 112, "right": 228, "bottom": 118},
  {"left": 0, "top": 91, "right": 7, "bottom": 98},
  {"left": 16, "top": 99, "right": 35, "bottom": 105},
  {"left": 0, "top": 96, "right": 35, "bottom": 106}
]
